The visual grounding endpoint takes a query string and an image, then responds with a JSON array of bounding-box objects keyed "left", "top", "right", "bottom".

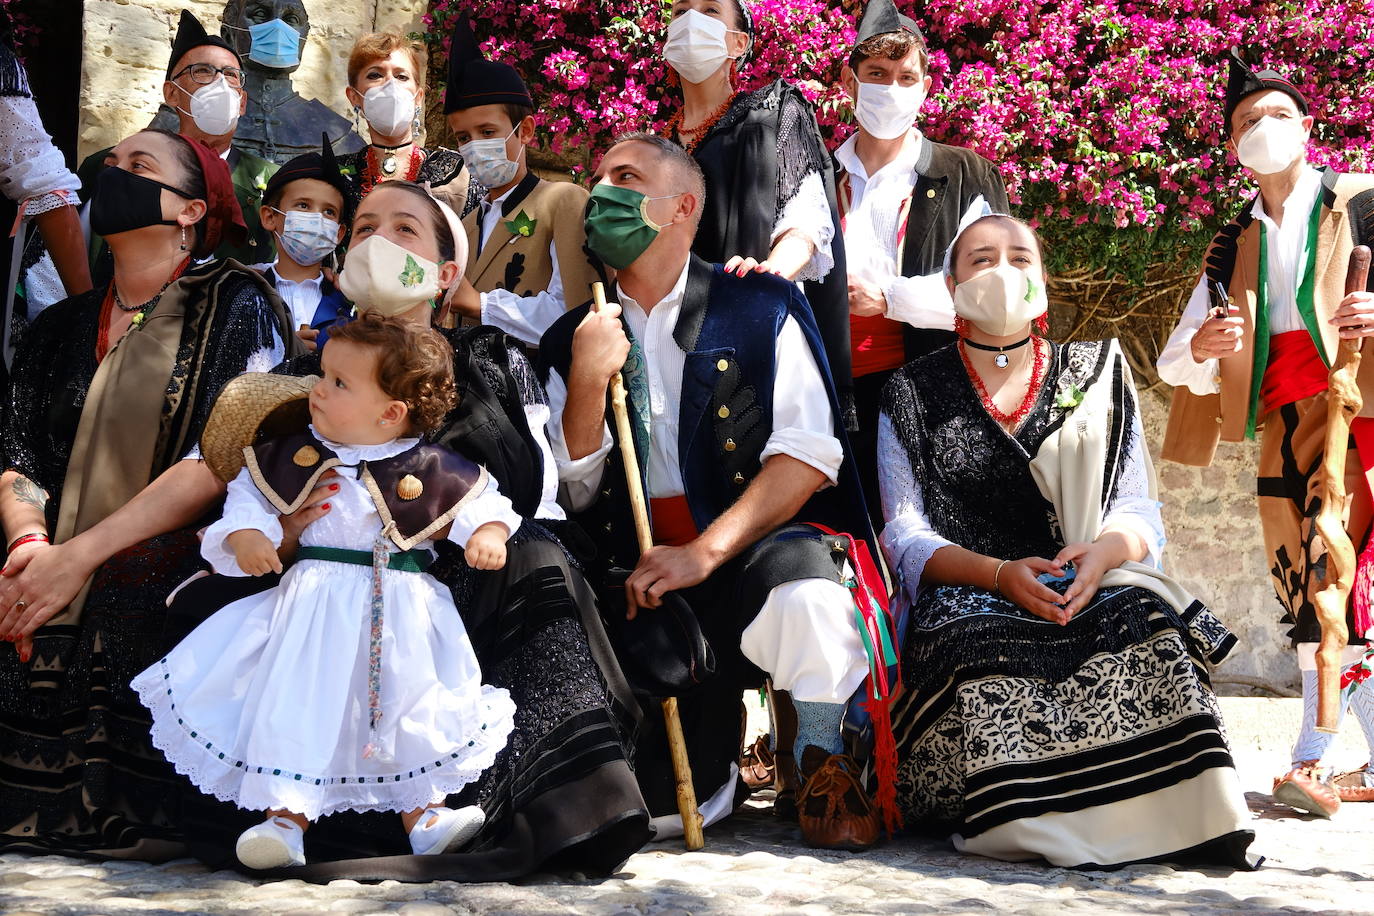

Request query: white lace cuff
[{"left": 772, "top": 171, "right": 834, "bottom": 283}]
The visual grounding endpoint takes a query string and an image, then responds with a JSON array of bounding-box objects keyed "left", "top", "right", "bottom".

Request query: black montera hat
[
  {"left": 444, "top": 13, "right": 533, "bottom": 114},
  {"left": 166, "top": 9, "right": 241, "bottom": 80},
  {"left": 1223, "top": 48, "right": 1308, "bottom": 135},
  {"left": 857, "top": 0, "right": 924, "bottom": 44}
]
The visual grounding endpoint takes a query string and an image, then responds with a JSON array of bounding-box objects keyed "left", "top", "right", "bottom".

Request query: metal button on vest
[
  {"left": 724, "top": 438, "right": 736, "bottom": 452},
  {"left": 1215, "top": 416, "right": 1223, "bottom": 424},
  {"left": 718, "top": 405, "right": 730, "bottom": 419},
  {"left": 734, "top": 472, "right": 745, "bottom": 484},
  {"left": 926, "top": 188, "right": 936, "bottom": 198},
  {"left": 717, "top": 359, "right": 729, "bottom": 371}
]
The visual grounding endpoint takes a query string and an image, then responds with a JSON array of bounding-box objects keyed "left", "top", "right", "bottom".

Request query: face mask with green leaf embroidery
[
  {"left": 337, "top": 234, "right": 443, "bottom": 318},
  {"left": 952, "top": 263, "right": 1048, "bottom": 338}
]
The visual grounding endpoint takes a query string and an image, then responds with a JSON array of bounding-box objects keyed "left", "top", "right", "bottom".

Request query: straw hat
[{"left": 200, "top": 373, "right": 319, "bottom": 482}]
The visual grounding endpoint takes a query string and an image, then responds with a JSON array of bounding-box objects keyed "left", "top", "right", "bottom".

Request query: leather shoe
[
  {"left": 740, "top": 734, "right": 775, "bottom": 791},
  {"left": 1333, "top": 764, "right": 1374, "bottom": 802},
  {"left": 1272, "top": 760, "right": 1340, "bottom": 818},
  {"left": 796, "top": 746, "right": 880, "bottom": 850}
]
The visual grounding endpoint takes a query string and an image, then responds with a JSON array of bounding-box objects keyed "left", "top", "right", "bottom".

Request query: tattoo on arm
[{"left": 13, "top": 477, "right": 49, "bottom": 512}]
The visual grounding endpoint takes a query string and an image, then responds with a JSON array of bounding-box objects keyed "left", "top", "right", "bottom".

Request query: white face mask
[
  {"left": 1235, "top": 115, "right": 1308, "bottom": 175},
  {"left": 362, "top": 80, "right": 416, "bottom": 138},
  {"left": 275, "top": 209, "right": 340, "bottom": 267},
  {"left": 953, "top": 263, "right": 1048, "bottom": 338},
  {"left": 663, "top": 9, "right": 738, "bottom": 85},
  {"left": 460, "top": 124, "right": 521, "bottom": 190},
  {"left": 176, "top": 76, "right": 241, "bottom": 137},
  {"left": 338, "top": 234, "right": 443, "bottom": 317},
  {"left": 854, "top": 81, "right": 924, "bottom": 140}
]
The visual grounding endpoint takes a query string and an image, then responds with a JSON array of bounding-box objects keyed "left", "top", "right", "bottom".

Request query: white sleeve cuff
[
  {"left": 771, "top": 171, "right": 835, "bottom": 283},
  {"left": 760, "top": 430, "right": 842, "bottom": 486},
  {"left": 544, "top": 368, "right": 612, "bottom": 512},
  {"left": 480, "top": 287, "right": 566, "bottom": 347},
  {"left": 445, "top": 476, "right": 523, "bottom": 547},
  {"left": 884, "top": 273, "right": 956, "bottom": 331},
  {"left": 200, "top": 469, "right": 283, "bottom": 577},
  {"left": 1156, "top": 278, "right": 1221, "bottom": 395}
]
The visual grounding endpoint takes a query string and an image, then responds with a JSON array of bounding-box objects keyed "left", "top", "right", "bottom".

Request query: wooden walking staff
[
  {"left": 1314, "top": 245, "right": 1371, "bottom": 732},
  {"left": 591, "top": 281, "right": 706, "bottom": 850}
]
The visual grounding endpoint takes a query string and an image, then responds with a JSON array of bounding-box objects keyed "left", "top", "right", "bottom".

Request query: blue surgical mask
[
  {"left": 274, "top": 208, "right": 340, "bottom": 266},
  {"left": 247, "top": 18, "right": 301, "bottom": 69}
]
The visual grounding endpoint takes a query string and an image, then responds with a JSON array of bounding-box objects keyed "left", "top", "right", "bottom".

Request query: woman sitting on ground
[
  {"left": 0, "top": 127, "right": 296, "bottom": 859},
  {"left": 878, "top": 213, "right": 1258, "bottom": 868},
  {"left": 169, "top": 180, "right": 652, "bottom": 882}
]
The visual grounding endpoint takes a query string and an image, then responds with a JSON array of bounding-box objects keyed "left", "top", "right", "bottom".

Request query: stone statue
[{"left": 218, "top": 0, "right": 364, "bottom": 164}]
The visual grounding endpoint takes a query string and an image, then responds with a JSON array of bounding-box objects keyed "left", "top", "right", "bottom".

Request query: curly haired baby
[{"left": 134, "top": 314, "right": 519, "bottom": 870}]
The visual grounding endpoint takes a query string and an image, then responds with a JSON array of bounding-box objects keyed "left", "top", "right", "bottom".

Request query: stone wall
[
  {"left": 1139, "top": 391, "right": 1299, "bottom": 696},
  {"left": 78, "top": 0, "right": 428, "bottom": 161}
]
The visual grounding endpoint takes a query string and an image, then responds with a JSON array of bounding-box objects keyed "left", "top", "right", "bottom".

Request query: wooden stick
[
  {"left": 591, "top": 282, "right": 706, "bottom": 849},
  {"left": 1313, "top": 245, "right": 1370, "bottom": 732}
]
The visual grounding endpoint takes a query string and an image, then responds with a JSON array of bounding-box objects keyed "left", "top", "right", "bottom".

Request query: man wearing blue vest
[{"left": 540, "top": 133, "right": 882, "bottom": 850}]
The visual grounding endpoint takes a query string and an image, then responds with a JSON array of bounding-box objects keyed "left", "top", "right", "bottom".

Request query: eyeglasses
[{"left": 171, "top": 62, "right": 247, "bottom": 89}]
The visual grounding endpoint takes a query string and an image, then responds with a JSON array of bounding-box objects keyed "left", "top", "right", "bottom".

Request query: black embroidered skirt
[{"left": 890, "top": 580, "right": 1258, "bottom": 869}]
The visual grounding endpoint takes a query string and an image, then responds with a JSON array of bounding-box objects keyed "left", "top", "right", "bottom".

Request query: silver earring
[
  {"left": 379, "top": 419, "right": 388, "bottom": 426},
  {"left": 180, "top": 226, "right": 188, "bottom": 251},
  {"left": 412, "top": 113, "right": 422, "bottom": 141}
]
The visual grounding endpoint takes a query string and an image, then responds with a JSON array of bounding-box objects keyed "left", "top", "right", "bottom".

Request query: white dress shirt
[
  {"left": 254, "top": 260, "right": 325, "bottom": 331},
  {"left": 545, "top": 259, "right": 844, "bottom": 512},
  {"left": 1158, "top": 166, "right": 1324, "bottom": 395},
  {"left": 476, "top": 184, "right": 566, "bottom": 346},
  {"left": 834, "top": 131, "right": 988, "bottom": 331}
]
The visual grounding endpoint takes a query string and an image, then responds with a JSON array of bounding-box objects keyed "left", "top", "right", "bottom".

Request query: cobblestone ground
[{"left": 3, "top": 698, "right": 1371, "bottom": 916}]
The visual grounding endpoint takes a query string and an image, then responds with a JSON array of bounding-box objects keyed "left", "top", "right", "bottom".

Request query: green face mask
[{"left": 583, "top": 184, "right": 679, "bottom": 270}]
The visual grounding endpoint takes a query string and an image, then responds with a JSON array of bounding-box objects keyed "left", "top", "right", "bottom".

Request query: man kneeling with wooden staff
[
  {"left": 538, "top": 133, "right": 886, "bottom": 850},
  {"left": 1158, "top": 50, "right": 1374, "bottom": 817}
]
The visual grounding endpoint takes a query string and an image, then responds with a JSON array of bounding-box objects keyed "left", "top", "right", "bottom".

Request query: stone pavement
[{"left": 2, "top": 698, "right": 1371, "bottom": 916}]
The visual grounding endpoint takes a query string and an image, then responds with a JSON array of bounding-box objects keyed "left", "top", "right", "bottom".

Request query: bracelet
[
  {"left": 992, "top": 559, "right": 1010, "bottom": 594},
  {"left": 7, "top": 532, "right": 49, "bottom": 553}
]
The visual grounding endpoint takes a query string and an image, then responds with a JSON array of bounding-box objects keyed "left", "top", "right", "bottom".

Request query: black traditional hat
[
  {"left": 856, "top": 0, "right": 924, "bottom": 44},
  {"left": 444, "top": 13, "right": 533, "bottom": 114},
  {"left": 1223, "top": 48, "right": 1308, "bottom": 135},
  {"left": 165, "top": 9, "right": 241, "bottom": 80},
  {"left": 263, "top": 133, "right": 358, "bottom": 222}
]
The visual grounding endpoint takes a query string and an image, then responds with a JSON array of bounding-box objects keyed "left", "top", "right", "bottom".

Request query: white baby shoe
[
  {"left": 408, "top": 805, "right": 486, "bottom": 855},
  {"left": 235, "top": 816, "right": 307, "bottom": 869}
]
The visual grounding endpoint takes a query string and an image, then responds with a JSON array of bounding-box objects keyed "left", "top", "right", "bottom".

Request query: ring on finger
[{"left": 13, "top": 600, "right": 26, "bottom": 613}]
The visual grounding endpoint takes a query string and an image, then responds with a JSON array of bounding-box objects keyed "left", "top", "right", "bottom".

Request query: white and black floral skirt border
[{"left": 890, "top": 582, "right": 1259, "bottom": 869}]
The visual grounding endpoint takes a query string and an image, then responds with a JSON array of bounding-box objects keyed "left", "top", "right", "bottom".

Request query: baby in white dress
[{"left": 134, "top": 315, "right": 519, "bottom": 870}]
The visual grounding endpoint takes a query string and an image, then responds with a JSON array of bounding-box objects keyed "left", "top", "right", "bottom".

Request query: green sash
[{"left": 1246, "top": 192, "right": 1325, "bottom": 439}]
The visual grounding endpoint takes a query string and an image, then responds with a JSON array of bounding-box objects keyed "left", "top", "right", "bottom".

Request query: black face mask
[{"left": 90, "top": 166, "right": 192, "bottom": 238}]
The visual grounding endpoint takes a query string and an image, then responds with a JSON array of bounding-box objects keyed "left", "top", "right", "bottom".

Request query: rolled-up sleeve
[
  {"left": 544, "top": 366, "right": 612, "bottom": 512},
  {"left": 0, "top": 95, "right": 80, "bottom": 212},
  {"left": 760, "top": 316, "right": 842, "bottom": 485}
]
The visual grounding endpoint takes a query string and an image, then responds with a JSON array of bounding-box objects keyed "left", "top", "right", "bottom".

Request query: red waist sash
[
  {"left": 650, "top": 496, "right": 699, "bottom": 547},
  {"left": 1261, "top": 331, "right": 1329, "bottom": 414},
  {"left": 850, "top": 314, "right": 906, "bottom": 378}
]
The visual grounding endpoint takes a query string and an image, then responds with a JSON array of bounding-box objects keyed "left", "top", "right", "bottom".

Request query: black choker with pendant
[
  {"left": 372, "top": 140, "right": 409, "bottom": 176},
  {"left": 962, "top": 335, "right": 1032, "bottom": 369}
]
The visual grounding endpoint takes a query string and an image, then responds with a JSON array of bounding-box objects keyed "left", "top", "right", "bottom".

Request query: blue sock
[{"left": 793, "top": 699, "right": 845, "bottom": 764}]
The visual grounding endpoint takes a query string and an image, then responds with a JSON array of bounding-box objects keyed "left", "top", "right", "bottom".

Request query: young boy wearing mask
[{"left": 442, "top": 14, "right": 602, "bottom": 345}]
